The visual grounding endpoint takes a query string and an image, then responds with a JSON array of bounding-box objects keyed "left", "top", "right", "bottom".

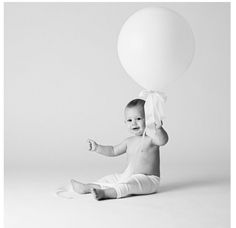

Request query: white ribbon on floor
[{"left": 55, "top": 184, "right": 78, "bottom": 199}]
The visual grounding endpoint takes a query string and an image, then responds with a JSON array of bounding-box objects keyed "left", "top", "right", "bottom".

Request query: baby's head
[{"left": 124, "top": 99, "right": 146, "bottom": 136}]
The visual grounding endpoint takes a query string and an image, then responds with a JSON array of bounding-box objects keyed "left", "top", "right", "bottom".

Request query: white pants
[{"left": 93, "top": 173, "right": 160, "bottom": 198}]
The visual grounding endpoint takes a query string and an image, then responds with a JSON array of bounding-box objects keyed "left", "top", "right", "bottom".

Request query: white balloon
[{"left": 117, "top": 7, "right": 195, "bottom": 90}]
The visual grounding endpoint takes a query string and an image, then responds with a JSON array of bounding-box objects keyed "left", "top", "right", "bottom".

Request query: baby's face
[{"left": 125, "top": 106, "right": 146, "bottom": 136}]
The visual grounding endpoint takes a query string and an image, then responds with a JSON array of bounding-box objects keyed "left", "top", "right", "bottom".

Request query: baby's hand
[
  {"left": 154, "top": 120, "right": 163, "bottom": 129},
  {"left": 146, "top": 121, "right": 163, "bottom": 130},
  {"left": 87, "top": 139, "right": 98, "bottom": 151},
  {"left": 145, "top": 121, "right": 163, "bottom": 138}
]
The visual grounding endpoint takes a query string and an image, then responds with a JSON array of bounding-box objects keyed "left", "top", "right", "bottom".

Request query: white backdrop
[{"left": 5, "top": 3, "right": 230, "bottom": 177}]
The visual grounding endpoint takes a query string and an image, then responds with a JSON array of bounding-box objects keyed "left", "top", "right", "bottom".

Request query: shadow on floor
[{"left": 160, "top": 175, "right": 230, "bottom": 193}]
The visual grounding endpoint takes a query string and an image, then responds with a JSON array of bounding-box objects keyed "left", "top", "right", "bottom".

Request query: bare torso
[{"left": 123, "top": 136, "right": 160, "bottom": 177}]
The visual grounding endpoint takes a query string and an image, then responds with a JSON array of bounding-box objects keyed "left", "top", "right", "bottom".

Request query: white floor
[{"left": 5, "top": 164, "right": 230, "bottom": 228}]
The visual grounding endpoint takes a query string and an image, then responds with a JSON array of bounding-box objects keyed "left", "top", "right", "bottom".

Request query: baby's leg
[
  {"left": 70, "top": 173, "right": 121, "bottom": 195},
  {"left": 91, "top": 174, "right": 160, "bottom": 200},
  {"left": 91, "top": 187, "right": 117, "bottom": 200},
  {"left": 71, "top": 179, "right": 101, "bottom": 194},
  {"left": 114, "top": 174, "right": 160, "bottom": 198}
]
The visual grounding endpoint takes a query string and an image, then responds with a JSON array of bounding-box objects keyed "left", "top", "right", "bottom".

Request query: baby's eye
[
  {"left": 137, "top": 117, "right": 142, "bottom": 120},
  {"left": 127, "top": 119, "right": 132, "bottom": 122}
]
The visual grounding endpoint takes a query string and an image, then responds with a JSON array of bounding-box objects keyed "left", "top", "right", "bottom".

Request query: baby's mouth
[{"left": 132, "top": 127, "right": 140, "bottom": 131}]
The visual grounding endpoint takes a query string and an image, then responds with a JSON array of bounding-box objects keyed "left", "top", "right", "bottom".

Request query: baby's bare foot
[
  {"left": 71, "top": 179, "right": 90, "bottom": 194},
  {"left": 91, "top": 188, "right": 105, "bottom": 200}
]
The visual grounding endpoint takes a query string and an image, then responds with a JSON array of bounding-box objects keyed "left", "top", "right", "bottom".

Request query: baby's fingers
[
  {"left": 87, "top": 138, "right": 95, "bottom": 144},
  {"left": 87, "top": 139, "right": 96, "bottom": 151},
  {"left": 87, "top": 139, "right": 92, "bottom": 151}
]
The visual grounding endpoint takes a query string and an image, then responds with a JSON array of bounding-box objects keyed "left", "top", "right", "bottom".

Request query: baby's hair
[{"left": 126, "top": 99, "right": 145, "bottom": 109}]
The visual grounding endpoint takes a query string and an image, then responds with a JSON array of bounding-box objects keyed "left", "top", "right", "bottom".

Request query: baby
[{"left": 69, "top": 99, "right": 168, "bottom": 200}]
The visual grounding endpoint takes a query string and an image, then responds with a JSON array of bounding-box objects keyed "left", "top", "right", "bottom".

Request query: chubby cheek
[
  {"left": 126, "top": 123, "right": 132, "bottom": 130},
  {"left": 140, "top": 121, "right": 146, "bottom": 129}
]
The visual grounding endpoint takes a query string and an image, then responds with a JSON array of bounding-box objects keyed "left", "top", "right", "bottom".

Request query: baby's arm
[
  {"left": 145, "top": 122, "right": 169, "bottom": 146},
  {"left": 87, "top": 139, "right": 127, "bottom": 157}
]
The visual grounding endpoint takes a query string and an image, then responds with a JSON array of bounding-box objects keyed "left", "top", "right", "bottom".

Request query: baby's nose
[{"left": 131, "top": 120, "right": 137, "bottom": 125}]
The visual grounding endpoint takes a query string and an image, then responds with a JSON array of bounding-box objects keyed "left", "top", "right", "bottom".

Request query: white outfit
[
  {"left": 93, "top": 172, "right": 160, "bottom": 198},
  {"left": 55, "top": 163, "right": 160, "bottom": 199},
  {"left": 55, "top": 172, "right": 160, "bottom": 199}
]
